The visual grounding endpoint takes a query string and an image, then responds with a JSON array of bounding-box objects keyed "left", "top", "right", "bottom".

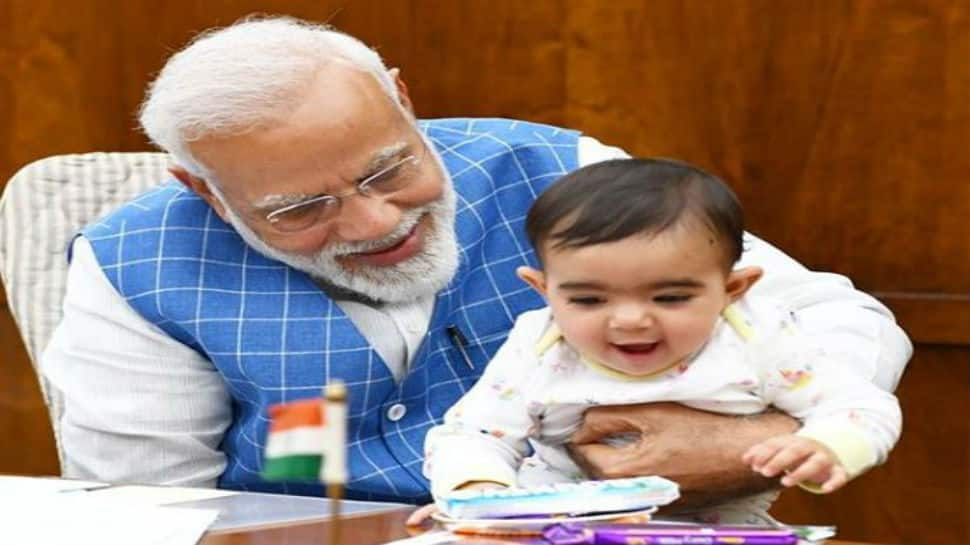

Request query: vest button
[{"left": 387, "top": 403, "right": 407, "bottom": 422}]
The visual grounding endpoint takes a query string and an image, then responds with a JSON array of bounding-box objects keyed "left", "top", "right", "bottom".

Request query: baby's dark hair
[{"left": 526, "top": 158, "right": 744, "bottom": 270}]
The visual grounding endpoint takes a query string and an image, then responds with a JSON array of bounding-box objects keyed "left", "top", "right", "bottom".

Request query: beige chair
[{"left": 0, "top": 152, "right": 171, "bottom": 466}]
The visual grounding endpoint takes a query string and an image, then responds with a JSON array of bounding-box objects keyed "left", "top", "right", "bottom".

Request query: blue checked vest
[{"left": 82, "top": 118, "right": 580, "bottom": 502}]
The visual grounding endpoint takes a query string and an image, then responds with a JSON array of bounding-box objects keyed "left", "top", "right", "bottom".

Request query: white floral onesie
[{"left": 423, "top": 296, "right": 901, "bottom": 524}]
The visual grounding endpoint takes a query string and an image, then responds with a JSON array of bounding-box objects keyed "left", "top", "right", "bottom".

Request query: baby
[{"left": 417, "top": 158, "right": 901, "bottom": 524}]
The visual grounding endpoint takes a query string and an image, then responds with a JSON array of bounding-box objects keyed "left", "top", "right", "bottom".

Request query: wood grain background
[{"left": 1, "top": 1, "right": 967, "bottom": 543}]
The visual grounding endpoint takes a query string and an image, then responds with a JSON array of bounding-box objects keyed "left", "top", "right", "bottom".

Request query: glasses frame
[{"left": 264, "top": 152, "right": 422, "bottom": 229}]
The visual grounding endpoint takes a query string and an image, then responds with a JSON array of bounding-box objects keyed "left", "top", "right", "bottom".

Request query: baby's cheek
[{"left": 558, "top": 323, "right": 594, "bottom": 353}]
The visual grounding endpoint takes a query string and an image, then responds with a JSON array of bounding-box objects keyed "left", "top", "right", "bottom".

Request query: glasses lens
[
  {"left": 268, "top": 199, "right": 335, "bottom": 232},
  {"left": 359, "top": 154, "right": 421, "bottom": 196},
  {"left": 264, "top": 142, "right": 428, "bottom": 232}
]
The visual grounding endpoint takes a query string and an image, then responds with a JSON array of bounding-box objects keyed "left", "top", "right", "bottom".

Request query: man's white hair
[{"left": 138, "top": 16, "right": 398, "bottom": 177}]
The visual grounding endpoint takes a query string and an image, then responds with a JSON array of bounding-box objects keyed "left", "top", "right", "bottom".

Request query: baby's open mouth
[{"left": 613, "top": 342, "right": 658, "bottom": 354}]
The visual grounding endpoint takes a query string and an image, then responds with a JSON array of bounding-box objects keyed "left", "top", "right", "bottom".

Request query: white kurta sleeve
[
  {"left": 755, "top": 308, "right": 902, "bottom": 484},
  {"left": 738, "top": 233, "right": 912, "bottom": 391},
  {"left": 41, "top": 237, "right": 232, "bottom": 486},
  {"left": 423, "top": 309, "right": 550, "bottom": 499}
]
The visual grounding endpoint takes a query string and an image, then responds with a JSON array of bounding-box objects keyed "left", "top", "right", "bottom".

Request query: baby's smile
[{"left": 611, "top": 342, "right": 659, "bottom": 355}]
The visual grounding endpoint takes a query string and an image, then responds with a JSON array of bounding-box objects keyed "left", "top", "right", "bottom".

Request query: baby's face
[{"left": 538, "top": 224, "right": 736, "bottom": 377}]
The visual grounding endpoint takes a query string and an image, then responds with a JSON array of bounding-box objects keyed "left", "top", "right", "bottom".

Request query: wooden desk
[{"left": 199, "top": 506, "right": 880, "bottom": 545}]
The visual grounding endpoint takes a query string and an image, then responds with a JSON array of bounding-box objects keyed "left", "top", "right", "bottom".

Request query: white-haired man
[{"left": 43, "top": 17, "right": 911, "bottom": 505}]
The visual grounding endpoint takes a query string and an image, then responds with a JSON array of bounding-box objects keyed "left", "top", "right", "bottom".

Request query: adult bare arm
[{"left": 569, "top": 403, "right": 799, "bottom": 509}]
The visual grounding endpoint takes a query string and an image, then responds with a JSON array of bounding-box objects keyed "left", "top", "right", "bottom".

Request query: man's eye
[
  {"left": 366, "top": 165, "right": 403, "bottom": 187},
  {"left": 568, "top": 296, "right": 604, "bottom": 306},
  {"left": 654, "top": 294, "right": 693, "bottom": 304},
  {"left": 268, "top": 197, "right": 337, "bottom": 227},
  {"left": 362, "top": 155, "right": 417, "bottom": 192},
  {"left": 277, "top": 204, "right": 318, "bottom": 221}
]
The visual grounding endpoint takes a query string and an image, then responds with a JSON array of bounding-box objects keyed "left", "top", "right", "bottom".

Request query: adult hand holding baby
[{"left": 568, "top": 402, "right": 800, "bottom": 509}]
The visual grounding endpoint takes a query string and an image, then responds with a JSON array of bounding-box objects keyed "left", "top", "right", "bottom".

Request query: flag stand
[
  {"left": 324, "top": 381, "right": 348, "bottom": 545},
  {"left": 328, "top": 482, "right": 343, "bottom": 545},
  {"left": 261, "top": 381, "right": 348, "bottom": 544}
]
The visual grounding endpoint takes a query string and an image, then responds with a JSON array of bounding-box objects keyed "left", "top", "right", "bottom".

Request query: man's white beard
[{"left": 222, "top": 182, "right": 459, "bottom": 304}]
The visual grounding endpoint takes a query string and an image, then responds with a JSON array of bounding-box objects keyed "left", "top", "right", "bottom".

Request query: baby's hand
[
  {"left": 406, "top": 503, "right": 439, "bottom": 527},
  {"left": 406, "top": 481, "right": 508, "bottom": 526},
  {"left": 742, "top": 434, "right": 848, "bottom": 493}
]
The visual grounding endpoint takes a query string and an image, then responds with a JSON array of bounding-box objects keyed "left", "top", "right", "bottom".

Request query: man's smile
[{"left": 345, "top": 219, "right": 425, "bottom": 267}]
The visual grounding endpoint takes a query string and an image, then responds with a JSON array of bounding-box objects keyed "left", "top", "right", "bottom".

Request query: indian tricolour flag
[{"left": 262, "top": 383, "right": 347, "bottom": 484}]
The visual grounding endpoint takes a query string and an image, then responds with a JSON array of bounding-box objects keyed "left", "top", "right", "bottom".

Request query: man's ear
[
  {"left": 388, "top": 67, "right": 414, "bottom": 115},
  {"left": 725, "top": 266, "right": 763, "bottom": 303},
  {"left": 516, "top": 266, "right": 548, "bottom": 298},
  {"left": 169, "top": 166, "right": 229, "bottom": 221}
]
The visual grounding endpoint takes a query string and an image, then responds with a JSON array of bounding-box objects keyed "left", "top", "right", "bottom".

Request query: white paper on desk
[
  {"left": 0, "top": 494, "right": 217, "bottom": 545},
  {"left": 0, "top": 475, "right": 107, "bottom": 495},
  {"left": 85, "top": 484, "right": 237, "bottom": 506}
]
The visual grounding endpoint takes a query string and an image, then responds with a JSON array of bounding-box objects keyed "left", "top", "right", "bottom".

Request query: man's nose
[{"left": 332, "top": 194, "right": 403, "bottom": 241}]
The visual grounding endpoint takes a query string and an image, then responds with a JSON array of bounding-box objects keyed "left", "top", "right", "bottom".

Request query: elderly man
[{"left": 43, "top": 17, "right": 910, "bottom": 505}]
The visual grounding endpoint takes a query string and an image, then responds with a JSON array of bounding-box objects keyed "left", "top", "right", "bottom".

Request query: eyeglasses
[{"left": 264, "top": 148, "right": 425, "bottom": 233}]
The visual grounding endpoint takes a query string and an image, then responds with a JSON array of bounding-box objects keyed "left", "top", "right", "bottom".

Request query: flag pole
[
  {"left": 328, "top": 481, "right": 343, "bottom": 545},
  {"left": 325, "top": 381, "right": 348, "bottom": 545}
]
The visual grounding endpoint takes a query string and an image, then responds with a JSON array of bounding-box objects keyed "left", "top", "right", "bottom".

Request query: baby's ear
[
  {"left": 516, "top": 266, "right": 548, "bottom": 297},
  {"left": 725, "top": 266, "right": 763, "bottom": 302}
]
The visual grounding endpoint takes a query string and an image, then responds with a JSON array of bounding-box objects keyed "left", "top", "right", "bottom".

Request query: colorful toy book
[
  {"left": 542, "top": 523, "right": 800, "bottom": 545},
  {"left": 436, "top": 476, "right": 680, "bottom": 520}
]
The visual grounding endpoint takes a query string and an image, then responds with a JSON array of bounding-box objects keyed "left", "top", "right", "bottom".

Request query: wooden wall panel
[
  {"left": 0, "top": 1, "right": 967, "bottom": 543},
  {"left": 875, "top": 294, "right": 970, "bottom": 345},
  {"left": 0, "top": 305, "right": 58, "bottom": 475},
  {"left": 564, "top": 1, "right": 970, "bottom": 296},
  {"left": 0, "top": 1, "right": 132, "bottom": 177},
  {"left": 0, "top": 0, "right": 570, "bottom": 179}
]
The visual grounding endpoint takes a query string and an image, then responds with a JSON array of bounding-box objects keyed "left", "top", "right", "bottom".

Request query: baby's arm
[
  {"left": 423, "top": 310, "right": 549, "bottom": 499},
  {"left": 744, "top": 309, "right": 902, "bottom": 493}
]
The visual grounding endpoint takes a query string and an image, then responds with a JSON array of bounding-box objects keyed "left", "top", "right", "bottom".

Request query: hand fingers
[
  {"left": 405, "top": 504, "right": 438, "bottom": 527},
  {"left": 568, "top": 442, "right": 615, "bottom": 478},
  {"left": 571, "top": 406, "right": 641, "bottom": 445},
  {"left": 742, "top": 439, "right": 785, "bottom": 470},
  {"left": 568, "top": 441, "right": 640, "bottom": 479},
  {"left": 572, "top": 402, "right": 708, "bottom": 444},
  {"left": 755, "top": 442, "right": 814, "bottom": 478},
  {"left": 819, "top": 465, "right": 849, "bottom": 493},
  {"left": 780, "top": 452, "right": 833, "bottom": 487}
]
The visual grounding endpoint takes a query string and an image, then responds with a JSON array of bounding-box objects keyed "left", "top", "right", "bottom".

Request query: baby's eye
[
  {"left": 654, "top": 294, "right": 693, "bottom": 304},
  {"left": 568, "top": 296, "right": 604, "bottom": 306}
]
